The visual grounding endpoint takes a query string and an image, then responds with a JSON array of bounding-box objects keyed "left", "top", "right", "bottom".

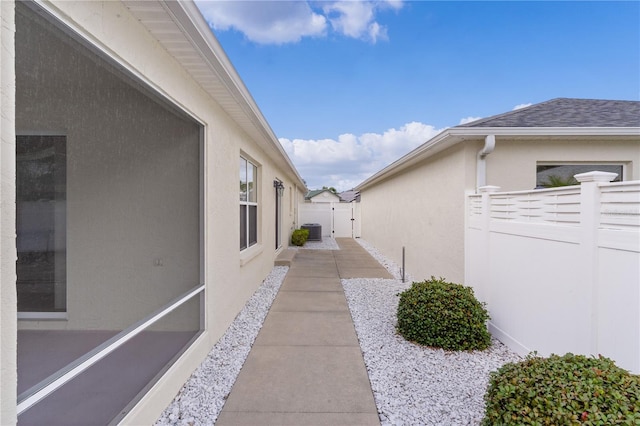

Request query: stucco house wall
[
  {"left": 486, "top": 137, "right": 639, "bottom": 191},
  {"left": 357, "top": 101, "right": 639, "bottom": 287},
  {"left": 1, "top": 1, "right": 306, "bottom": 423},
  {"left": 360, "top": 142, "right": 478, "bottom": 283}
]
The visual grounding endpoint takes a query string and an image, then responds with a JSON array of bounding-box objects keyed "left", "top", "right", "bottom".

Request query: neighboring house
[
  {"left": 0, "top": 1, "right": 305, "bottom": 424},
  {"left": 338, "top": 189, "right": 361, "bottom": 203},
  {"left": 299, "top": 190, "right": 361, "bottom": 238},
  {"left": 305, "top": 188, "right": 342, "bottom": 203},
  {"left": 355, "top": 98, "right": 640, "bottom": 284}
]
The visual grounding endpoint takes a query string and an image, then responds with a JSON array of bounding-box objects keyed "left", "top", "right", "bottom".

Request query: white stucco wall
[
  {"left": 360, "top": 143, "right": 478, "bottom": 284},
  {"left": 0, "top": 2, "right": 17, "bottom": 424},
  {"left": 5, "top": 1, "right": 305, "bottom": 423},
  {"left": 486, "top": 137, "right": 640, "bottom": 191},
  {"left": 360, "top": 135, "right": 639, "bottom": 285}
]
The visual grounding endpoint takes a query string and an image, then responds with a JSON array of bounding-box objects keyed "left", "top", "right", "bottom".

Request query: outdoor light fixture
[{"left": 273, "top": 180, "right": 285, "bottom": 196}]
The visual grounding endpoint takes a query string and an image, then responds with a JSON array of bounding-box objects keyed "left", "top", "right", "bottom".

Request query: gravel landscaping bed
[
  {"left": 348, "top": 238, "right": 522, "bottom": 425},
  {"left": 157, "top": 239, "right": 520, "bottom": 425},
  {"left": 289, "top": 238, "right": 340, "bottom": 250},
  {"left": 343, "top": 278, "right": 521, "bottom": 425},
  {"left": 155, "top": 266, "right": 288, "bottom": 425}
]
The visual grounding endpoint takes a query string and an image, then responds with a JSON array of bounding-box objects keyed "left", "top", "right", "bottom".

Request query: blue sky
[{"left": 196, "top": 1, "right": 640, "bottom": 191}]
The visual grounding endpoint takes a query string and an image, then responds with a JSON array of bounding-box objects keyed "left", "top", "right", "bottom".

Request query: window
[
  {"left": 16, "top": 135, "right": 67, "bottom": 313},
  {"left": 536, "top": 164, "right": 623, "bottom": 188},
  {"left": 240, "top": 157, "right": 258, "bottom": 250}
]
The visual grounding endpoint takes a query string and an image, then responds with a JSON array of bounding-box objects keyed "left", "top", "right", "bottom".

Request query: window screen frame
[{"left": 240, "top": 155, "right": 259, "bottom": 251}]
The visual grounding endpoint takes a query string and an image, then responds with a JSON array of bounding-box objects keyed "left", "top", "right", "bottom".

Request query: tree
[{"left": 541, "top": 175, "right": 578, "bottom": 188}]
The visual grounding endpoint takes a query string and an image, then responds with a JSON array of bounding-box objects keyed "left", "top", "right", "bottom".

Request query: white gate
[
  {"left": 332, "top": 203, "right": 355, "bottom": 238},
  {"left": 298, "top": 202, "right": 360, "bottom": 238}
]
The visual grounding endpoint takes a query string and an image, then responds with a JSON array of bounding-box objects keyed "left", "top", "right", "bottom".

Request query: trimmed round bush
[
  {"left": 483, "top": 353, "right": 640, "bottom": 425},
  {"left": 396, "top": 276, "right": 491, "bottom": 351},
  {"left": 291, "top": 228, "right": 309, "bottom": 246}
]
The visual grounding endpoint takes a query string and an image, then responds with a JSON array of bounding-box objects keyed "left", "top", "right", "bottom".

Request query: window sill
[
  {"left": 240, "top": 243, "right": 263, "bottom": 267},
  {"left": 18, "top": 312, "right": 68, "bottom": 321}
]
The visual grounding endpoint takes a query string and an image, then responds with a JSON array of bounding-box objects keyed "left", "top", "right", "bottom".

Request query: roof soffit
[{"left": 122, "top": 0, "right": 305, "bottom": 188}]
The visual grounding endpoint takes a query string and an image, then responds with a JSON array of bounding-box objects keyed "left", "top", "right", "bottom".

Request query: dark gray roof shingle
[
  {"left": 338, "top": 190, "right": 360, "bottom": 203},
  {"left": 457, "top": 98, "right": 640, "bottom": 128}
]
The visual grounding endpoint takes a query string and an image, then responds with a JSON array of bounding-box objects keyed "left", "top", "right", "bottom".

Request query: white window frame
[
  {"left": 536, "top": 162, "right": 625, "bottom": 188},
  {"left": 240, "top": 156, "right": 259, "bottom": 251}
]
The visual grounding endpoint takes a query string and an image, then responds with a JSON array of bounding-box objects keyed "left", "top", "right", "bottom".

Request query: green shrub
[
  {"left": 483, "top": 353, "right": 640, "bottom": 425},
  {"left": 291, "top": 228, "right": 309, "bottom": 246},
  {"left": 542, "top": 174, "right": 579, "bottom": 188},
  {"left": 396, "top": 276, "right": 491, "bottom": 351}
]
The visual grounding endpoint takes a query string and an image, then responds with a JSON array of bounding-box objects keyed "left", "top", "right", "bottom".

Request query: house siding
[
  {"left": 361, "top": 142, "right": 478, "bottom": 284},
  {"left": 487, "top": 138, "right": 640, "bottom": 191},
  {"left": 360, "top": 134, "right": 639, "bottom": 287}
]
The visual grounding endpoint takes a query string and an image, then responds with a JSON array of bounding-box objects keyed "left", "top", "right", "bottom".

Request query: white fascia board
[
  {"left": 465, "top": 127, "right": 640, "bottom": 137},
  {"left": 159, "top": 1, "right": 306, "bottom": 189},
  {"left": 355, "top": 126, "right": 640, "bottom": 191}
]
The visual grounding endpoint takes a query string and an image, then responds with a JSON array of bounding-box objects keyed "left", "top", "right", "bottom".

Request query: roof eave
[
  {"left": 131, "top": 0, "right": 307, "bottom": 190},
  {"left": 456, "top": 126, "right": 640, "bottom": 136},
  {"left": 355, "top": 129, "right": 460, "bottom": 191},
  {"left": 355, "top": 126, "right": 640, "bottom": 191}
]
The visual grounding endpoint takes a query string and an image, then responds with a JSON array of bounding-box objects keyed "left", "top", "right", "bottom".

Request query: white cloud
[
  {"left": 367, "top": 21, "right": 387, "bottom": 43},
  {"left": 279, "top": 121, "right": 442, "bottom": 191},
  {"left": 382, "top": 0, "right": 404, "bottom": 10},
  {"left": 196, "top": 1, "right": 327, "bottom": 44},
  {"left": 459, "top": 116, "right": 482, "bottom": 125},
  {"left": 196, "top": 1, "right": 402, "bottom": 44},
  {"left": 323, "top": 1, "right": 389, "bottom": 43},
  {"left": 513, "top": 103, "right": 532, "bottom": 110}
]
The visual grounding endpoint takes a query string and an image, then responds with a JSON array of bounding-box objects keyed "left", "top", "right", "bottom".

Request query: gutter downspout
[{"left": 476, "top": 134, "right": 496, "bottom": 191}]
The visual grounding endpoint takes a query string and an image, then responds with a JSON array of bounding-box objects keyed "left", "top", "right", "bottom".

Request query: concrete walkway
[{"left": 216, "top": 238, "right": 392, "bottom": 425}]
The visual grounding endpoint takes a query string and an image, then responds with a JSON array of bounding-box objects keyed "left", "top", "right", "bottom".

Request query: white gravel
[
  {"left": 155, "top": 266, "right": 289, "bottom": 426},
  {"left": 289, "top": 238, "right": 340, "bottom": 250},
  {"left": 156, "top": 239, "right": 521, "bottom": 425},
  {"left": 347, "top": 238, "right": 522, "bottom": 425},
  {"left": 343, "top": 278, "right": 521, "bottom": 425},
  {"left": 355, "top": 238, "right": 415, "bottom": 281}
]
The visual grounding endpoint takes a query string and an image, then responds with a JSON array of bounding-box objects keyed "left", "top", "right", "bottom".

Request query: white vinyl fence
[
  {"left": 298, "top": 202, "right": 361, "bottom": 239},
  {"left": 465, "top": 172, "right": 640, "bottom": 373}
]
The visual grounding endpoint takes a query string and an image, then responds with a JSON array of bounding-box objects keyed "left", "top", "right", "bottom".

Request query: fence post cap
[
  {"left": 478, "top": 185, "right": 501, "bottom": 193},
  {"left": 574, "top": 171, "right": 618, "bottom": 183}
]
